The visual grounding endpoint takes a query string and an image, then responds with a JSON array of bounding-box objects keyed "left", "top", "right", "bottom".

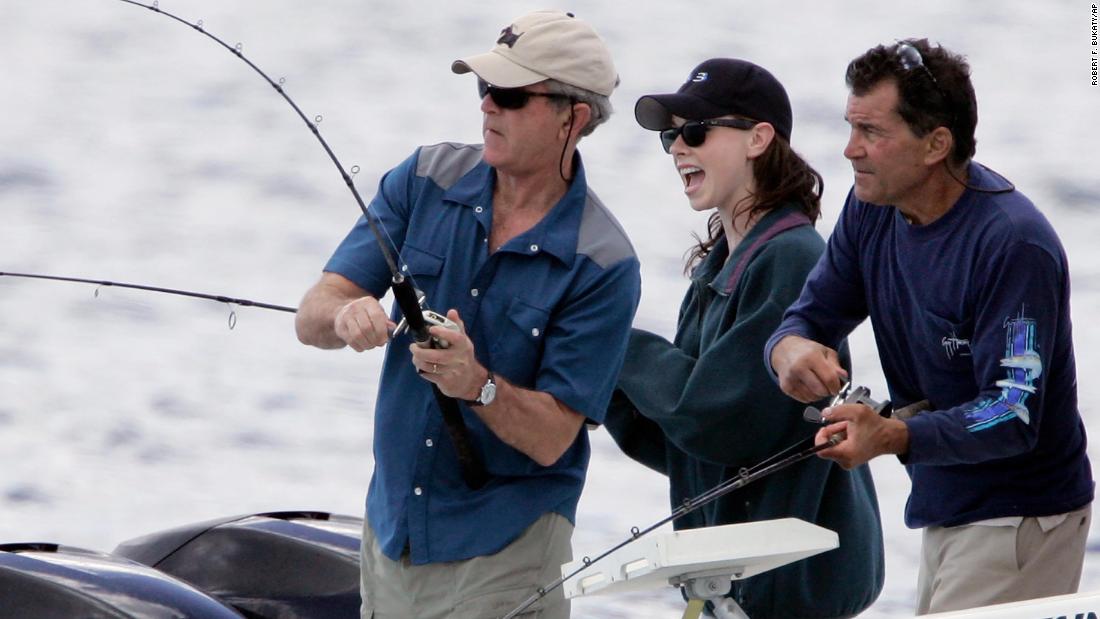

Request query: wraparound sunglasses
[
  {"left": 477, "top": 79, "right": 573, "bottom": 110},
  {"left": 659, "top": 118, "right": 759, "bottom": 153}
]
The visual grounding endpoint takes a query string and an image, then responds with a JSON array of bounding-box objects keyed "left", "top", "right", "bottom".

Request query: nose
[
  {"left": 843, "top": 128, "right": 864, "bottom": 161},
  {"left": 668, "top": 133, "right": 689, "bottom": 156},
  {"left": 480, "top": 93, "right": 498, "bottom": 114}
]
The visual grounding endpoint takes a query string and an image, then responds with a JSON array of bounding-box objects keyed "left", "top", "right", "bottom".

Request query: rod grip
[{"left": 391, "top": 274, "right": 429, "bottom": 342}]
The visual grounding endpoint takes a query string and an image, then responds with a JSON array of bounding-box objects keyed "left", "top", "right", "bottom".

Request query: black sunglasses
[
  {"left": 659, "top": 118, "right": 759, "bottom": 153},
  {"left": 477, "top": 79, "right": 572, "bottom": 110},
  {"left": 895, "top": 42, "right": 948, "bottom": 100}
]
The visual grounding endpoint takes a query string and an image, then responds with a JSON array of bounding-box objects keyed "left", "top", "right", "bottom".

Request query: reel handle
[{"left": 803, "top": 383, "right": 893, "bottom": 427}]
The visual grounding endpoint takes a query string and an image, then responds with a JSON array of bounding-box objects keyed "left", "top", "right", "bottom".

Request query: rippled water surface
[{"left": 2, "top": 2, "right": 1099, "bottom": 616}]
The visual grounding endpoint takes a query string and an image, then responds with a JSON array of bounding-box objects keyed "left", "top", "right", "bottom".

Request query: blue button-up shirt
[{"left": 325, "top": 142, "right": 640, "bottom": 564}]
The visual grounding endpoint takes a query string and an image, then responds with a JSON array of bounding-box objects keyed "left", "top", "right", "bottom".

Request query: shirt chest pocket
[
  {"left": 399, "top": 243, "right": 444, "bottom": 291},
  {"left": 488, "top": 297, "right": 550, "bottom": 388},
  {"left": 921, "top": 309, "right": 975, "bottom": 376}
]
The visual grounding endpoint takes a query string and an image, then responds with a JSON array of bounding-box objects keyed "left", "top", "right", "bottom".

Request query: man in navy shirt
[
  {"left": 295, "top": 11, "right": 639, "bottom": 619},
  {"left": 766, "top": 39, "right": 1093, "bottom": 614}
]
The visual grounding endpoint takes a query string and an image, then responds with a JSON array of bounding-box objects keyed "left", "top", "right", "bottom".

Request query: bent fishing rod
[
  {"left": 0, "top": 270, "right": 294, "bottom": 328},
  {"left": 116, "top": 0, "right": 487, "bottom": 488},
  {"left": 503, "top": 382, "right": 893, "bottom": 618}
]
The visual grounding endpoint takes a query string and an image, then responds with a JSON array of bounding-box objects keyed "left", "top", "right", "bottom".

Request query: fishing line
[
  {"left": 115, "top": 0, "right": 487, "bottom": 489},
  {"left": 0, "top": 270, "right": 295, "bottom": 329},
  {"left": 116, "top": 0, "right": 405, "bottom": 276}
]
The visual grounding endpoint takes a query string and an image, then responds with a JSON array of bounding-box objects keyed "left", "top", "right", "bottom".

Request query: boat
[
  {"left": 4, "top": 511, "right": 1096, "bottom": 618},
  {"left": 0, "top": 511, "right": 362, "bottom": 618}
]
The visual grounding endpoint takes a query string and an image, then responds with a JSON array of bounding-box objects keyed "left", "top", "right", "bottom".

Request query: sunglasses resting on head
[
  {"left": 895, "top": 42, "right": 941, "bottom": 89},
  {"left": 659, "top": 118, "right": 759, "bottom": 153},
  {"left": 477, "top": 78, "right": 573, "bottom": 110}
]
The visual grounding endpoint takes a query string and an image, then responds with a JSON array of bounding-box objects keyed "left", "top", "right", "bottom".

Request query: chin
[
  {"left": 852, "top": 185, "right": 881, "bottom": 205},
  {"left": 481, "top": 147, "right": 506, "bottom": 169},
  {"left": 685, "top": 194, "right": 711, "bottom": 212}
]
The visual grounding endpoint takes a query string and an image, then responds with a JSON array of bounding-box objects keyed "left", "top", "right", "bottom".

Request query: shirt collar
[
  {"left": 696, "top": 203, "right": 811, "bottom": 295},
  {"left": 891, "top": 160, "right": 1016, "bottom": 239},
  {"left": 965, "top": 160, "right": 1015, "bottom": 193},
  {"left": 443, "top": 151, "right": 589, "bottom": 267}
]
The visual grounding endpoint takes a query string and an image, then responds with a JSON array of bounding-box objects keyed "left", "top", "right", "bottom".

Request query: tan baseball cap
[{"left": 451, "top": 10, "right": 619, "bottom": 97}]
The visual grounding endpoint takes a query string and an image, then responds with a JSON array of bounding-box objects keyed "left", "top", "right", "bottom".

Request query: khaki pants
[
  {"left": 360, "top": 512, "right": 573, "bottom": 619},
  {"left": 916, "top": 503, "right": 1092, "bottom": 614}
]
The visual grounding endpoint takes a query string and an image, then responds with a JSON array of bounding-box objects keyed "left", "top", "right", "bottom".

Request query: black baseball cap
[{"left": 635, "top": 58, "right": 793, "bottom": 142}]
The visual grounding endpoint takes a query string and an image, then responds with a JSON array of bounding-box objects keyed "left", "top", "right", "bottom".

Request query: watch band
[{"left": 465, "top": 371, "right": 495, "bottom": 406}]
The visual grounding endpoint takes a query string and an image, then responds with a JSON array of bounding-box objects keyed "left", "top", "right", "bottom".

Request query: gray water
[{"left": 2, "top": 1, "right": 1099, "bottom": 616}]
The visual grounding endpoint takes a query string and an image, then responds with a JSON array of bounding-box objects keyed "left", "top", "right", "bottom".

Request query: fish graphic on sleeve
[{"left": 964, "top": 311, "right": 1040, "bottom": 431}]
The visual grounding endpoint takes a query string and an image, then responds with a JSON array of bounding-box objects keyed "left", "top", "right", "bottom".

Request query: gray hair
[{"left": 543, "top": 79, "right": 614, "bottom": 138}]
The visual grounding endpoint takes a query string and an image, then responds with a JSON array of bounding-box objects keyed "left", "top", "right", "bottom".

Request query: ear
[
  {"left": 561, "top": 102, "right": 592, "bottom": 142},
  {"left": 924, "top": 126, "right": 954, "bottom": 166},
  {"left": 746, "top": 122, "right": 776, "bottom": 159}
]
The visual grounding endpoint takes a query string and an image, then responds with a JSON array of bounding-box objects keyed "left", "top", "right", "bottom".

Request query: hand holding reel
[
  {"left": 391, "top": 289, "right": 460, "bottom": 350},
  {"left": 802, "top": 381, "right": 893, "bottom": 434}
]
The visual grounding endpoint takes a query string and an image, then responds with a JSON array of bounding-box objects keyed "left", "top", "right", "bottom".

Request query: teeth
[{"left": 679, "top": 166, "right": 702, "bottom": 177}]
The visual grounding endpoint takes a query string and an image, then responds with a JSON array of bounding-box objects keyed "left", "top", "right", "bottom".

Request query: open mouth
[{"left": 680, "top": 166, "right": 705, "bottom": 192}]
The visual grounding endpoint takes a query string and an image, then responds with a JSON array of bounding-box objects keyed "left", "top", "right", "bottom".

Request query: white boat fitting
[
  {"left": 922, "top": 590, "right": 1100, "bottom": 619},
  {"left": 561, "top": 518, "right": 838, "bottom": 619}
]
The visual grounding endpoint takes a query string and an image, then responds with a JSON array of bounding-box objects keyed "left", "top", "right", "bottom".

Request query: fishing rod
[
  {"left": 502, "top": 437, "right": 839, "bottom": 618},
  {"left": 503, "top": 383, "right": 893, "bottom": 618},
  {"left": 0, "top": 270, "right": 294, "bottom": 329},
  {"left": 115, "top": 0, "right": 487, "bottom": 488}
]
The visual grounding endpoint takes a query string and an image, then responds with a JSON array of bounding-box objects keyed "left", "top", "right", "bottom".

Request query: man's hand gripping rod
[{"left": 389, "top": 276, "right": 488, "bottom": 489}]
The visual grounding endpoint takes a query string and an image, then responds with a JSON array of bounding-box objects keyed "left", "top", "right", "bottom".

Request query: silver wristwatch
[{"left": 467, "top": 371, "right": 496, "bottom": 406}]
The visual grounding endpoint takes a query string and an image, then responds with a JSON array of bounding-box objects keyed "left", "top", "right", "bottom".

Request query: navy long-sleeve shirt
[{"left": 767, "top": 162, "right": 1093, "bottom": 528}]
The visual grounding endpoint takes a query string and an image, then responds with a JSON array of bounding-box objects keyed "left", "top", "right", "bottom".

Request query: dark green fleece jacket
[{"left": 606, "top": 204, "right": 884, "bottom": 618}]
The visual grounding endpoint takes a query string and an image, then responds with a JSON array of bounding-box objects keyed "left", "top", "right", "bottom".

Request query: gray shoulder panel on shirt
[
  {"left": 416, "top": 142, "right": 634, "bottom": 268},
  {"left": 577, "top": 190, "right": 637, "bottom": 269},
  {"left": 415, "top": 142, "right": 484, "bottom": 189}
]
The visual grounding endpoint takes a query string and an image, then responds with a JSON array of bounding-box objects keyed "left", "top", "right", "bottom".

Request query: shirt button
[
  {"left": 474, "top": 206, "right": 484, "bottom": 213},
  {"left": 471, "top": 289, "right": 479, "bottom": 297},
  {"left": 529, "top": 244, "right": 539, "bottom": 252},
  {"left": 531, "top": 328, "right": 540, "bottom": 337},
  {"left": 401, "top": 264, "right": 408, "bottom": 272},
  {"left": 414, "top": 487, "right": 423, "bottom": 496},
  {"left": 425, "top": 439, "right": 434, "bottom": 447}
]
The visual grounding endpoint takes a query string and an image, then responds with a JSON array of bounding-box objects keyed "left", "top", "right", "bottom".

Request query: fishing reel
[
  {"left": 390, "top": 290, "right": 460, "bottom": 349},
  {"left": 802, "top": 381, "right": 892, "bottom": 426},
  {"left": 416, "top": 309, "right": 460, "bottom": 349}
]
